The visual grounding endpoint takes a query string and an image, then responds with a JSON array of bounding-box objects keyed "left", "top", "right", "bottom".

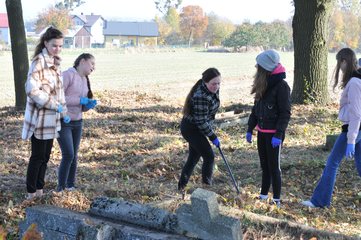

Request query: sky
[{"left": 0, "top": 0, "right": 294, "bottom": 24}]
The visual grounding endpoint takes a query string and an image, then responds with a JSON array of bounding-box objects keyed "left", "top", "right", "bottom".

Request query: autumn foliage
[
  {"left": 35, "top": 6, "right": 73, "bottom": 34},
  {"left": 180, "top": 5, "right": 208, "bottom": 46}
]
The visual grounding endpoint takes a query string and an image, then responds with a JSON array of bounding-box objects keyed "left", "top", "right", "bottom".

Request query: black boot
[{"left": 178, "top": 173, "right": 190, "bottom": 191}]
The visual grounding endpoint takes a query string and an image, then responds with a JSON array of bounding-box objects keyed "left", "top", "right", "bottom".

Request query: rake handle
[{"left": 218, "top": 146, "right": 240, "bottom": 194}]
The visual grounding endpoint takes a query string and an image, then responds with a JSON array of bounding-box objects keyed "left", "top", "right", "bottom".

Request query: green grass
[
  {"left": 1, "top": 48, "right": 341, "bottom": 107},
  {"left": 1, "top": 48, "right": 297, "bottom": 107}
]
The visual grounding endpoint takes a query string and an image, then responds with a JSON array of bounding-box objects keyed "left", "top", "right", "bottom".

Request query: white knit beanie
[{"left": 256, "top": 49, "right": 280, "bottom": 72}]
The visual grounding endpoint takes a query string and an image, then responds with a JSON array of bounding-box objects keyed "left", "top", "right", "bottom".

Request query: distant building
[
  {"left": 23, "top": 14, "right": 159, "bottom": 49},
  {"left": 103, "top": 21, "right": 159, "bottom": 47},
  {"left": 0, "top": 13, "right": 10, "bottom": 45},
  {"left": 72, "top": 13, "right": 105, "bottom": 48},
  {"left": 64, "top": 25, "right": 92, "bottom": 48}
]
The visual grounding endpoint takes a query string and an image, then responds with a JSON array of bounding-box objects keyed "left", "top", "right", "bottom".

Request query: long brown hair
[
  {"left": 74, "top": 53, "right": 94, "bottom": 99},
  {"left": 333, "top": 48, "right": 357, "bottom": 90},
  {"left": 33, "top": 26, "right": 63, "bottom": 59},
  {"left": 182, "top": 68, "right": 220, "bottom": 116},
  {"left": 251, "top": 65, "right": 271, "bottom": 100}
]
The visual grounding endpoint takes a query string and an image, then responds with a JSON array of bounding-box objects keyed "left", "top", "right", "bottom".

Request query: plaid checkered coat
[
  {"left": 184, "top": 81, "right": 220, "bottom": 140},
  {"left": 22, "top": 48, "right": 67, "bottom": 140}
]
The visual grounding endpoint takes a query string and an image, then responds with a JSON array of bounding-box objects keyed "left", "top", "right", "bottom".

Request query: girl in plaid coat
[
  {"left": 178, "top": 68, "right": 221, "bottom": 192},
  {"left": 22, "top": 27, "right": 69, "bottom": 200}
]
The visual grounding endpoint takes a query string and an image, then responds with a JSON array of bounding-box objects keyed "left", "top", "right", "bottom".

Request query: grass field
[
  {"left": 1, "top": 48, "right": 341, "bottom": 107},
  {"left": 1, "top": 48, "right": 298, "bottom": 107}
]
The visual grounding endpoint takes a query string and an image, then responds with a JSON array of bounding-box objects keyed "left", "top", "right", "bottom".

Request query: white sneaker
[
  {"left": 36, "top": 189, "right": 43, "bottom": 197},
  {"left": 65, "top": 187, "right": 76, "bottom": 191},
  {"left": 301, "top": 200, "right": 316, "bottom": 208},
  {"left": 26, "top": 192, "right": 36, "bottom": 200}
]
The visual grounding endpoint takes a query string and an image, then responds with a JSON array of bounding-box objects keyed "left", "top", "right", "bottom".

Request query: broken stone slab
[
  {"left": 89, "top": 196, "right": 182, "bottom": 234},
  {"left": 19, "top": 204, "right": 89, "bottom": 238},
  {"left": 176, "top": 188, "right": 242, "bottom": 240},
  {"left": 209, "top": 215, "right": 242, "bottom": 240},
  {"left": 20, "top": 205, "right": 190, "bottom": 240},
  {"left": 190, "top": 188, "right": 219, "bottom": 225}
]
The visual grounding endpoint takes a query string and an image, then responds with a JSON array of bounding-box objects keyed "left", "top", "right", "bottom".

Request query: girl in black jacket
[{"left": 246, "top": 50, "right": 291, "bottom": 207}]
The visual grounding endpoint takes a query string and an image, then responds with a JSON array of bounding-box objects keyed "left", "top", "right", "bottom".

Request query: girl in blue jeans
[
  {"left": 302, "top": 48, "right": 361, "bottom": 208},
  {"left": 57, "top": 53, "right": 97, "bottom": 192}
]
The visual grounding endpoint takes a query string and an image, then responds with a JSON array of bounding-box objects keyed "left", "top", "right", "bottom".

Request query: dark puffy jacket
[{"left": 247, "top": 72, "right": 291, "bottom": 139}]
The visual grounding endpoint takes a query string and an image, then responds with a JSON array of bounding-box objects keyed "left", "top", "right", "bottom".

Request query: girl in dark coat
[
  {"left": 246, "top": 50, "right": 291, "bottom": 207},
  {"left": 178, "top": 68, "right": 221, "bottom": 192}
]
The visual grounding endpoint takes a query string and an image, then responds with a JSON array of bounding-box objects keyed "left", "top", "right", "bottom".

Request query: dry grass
[{"left": 0, "top": 89, "right": 360, "bottom": 239}]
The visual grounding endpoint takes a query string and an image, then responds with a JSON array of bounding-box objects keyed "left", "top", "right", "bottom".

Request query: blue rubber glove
[
  {"left": 63, "top": 115, "right": 71, "bottom": 124},
  {"left": 212, "top": 137, "right": 220, "bottom": 148},
  {"left": 57, "top": 104, "right": 63, "bottom": 113},
  {"left": 345, "top": 143, "right": 355, "bottom": 159},
  {"left": 246, "top": 132, "right": 252, "bottom": 143},
  {"left": 85, "top": 99, "right": 97, "bottom": 109},
  {"left": 80, "top": 97, "right": 90, "bottom": 105},
  {"left": 271, "top": 137, "right": 282, "bottom": 148}
]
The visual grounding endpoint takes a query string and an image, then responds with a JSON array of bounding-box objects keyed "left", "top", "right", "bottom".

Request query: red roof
[{"left": 0, "top": 13, "right": 9, "bottom": 28}]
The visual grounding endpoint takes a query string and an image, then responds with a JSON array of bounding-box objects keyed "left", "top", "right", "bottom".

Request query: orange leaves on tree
[
  {"left": 179, "top": 5, "right": 208, "bottom": 46},
  {"left": 35, "top": 6, "right": 73, "bottom": 33}
]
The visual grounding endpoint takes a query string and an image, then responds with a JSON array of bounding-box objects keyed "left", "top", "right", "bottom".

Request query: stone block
[
  {"left": 19, "top": 205, "right": 90, "bottom": 239},
  {"left": 210, "top": 215, "right": 242, "bottom": 240},
  {"left": 77, "top": 224, "right": 116, "bottom": 240},
  {"left": 176, "top": 204, "right": 199, "bottom": 238},
  {"left": 20, "top": 204, "right": 190, "bottom": 240},
  {"left": 89, "top": 197, "right": 180, "bottom": 233},
  {"left": 190, "top": 188, "right": 219, "bottom": 225},
  {"left": 177, "top": 189, "right": 242, "bottom": 240}
]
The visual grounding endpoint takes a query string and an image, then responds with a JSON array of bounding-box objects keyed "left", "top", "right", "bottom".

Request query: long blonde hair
[
  {"left": 251, "top": 65, "right": 271, "bottom": 100},
  {"left": 333, "top": 48, "right": 357, "bottom": 90}
]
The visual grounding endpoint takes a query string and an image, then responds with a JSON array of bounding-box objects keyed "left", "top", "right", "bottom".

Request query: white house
[{"left": 72, "top": 13, "right": 105, "bottom": 47}]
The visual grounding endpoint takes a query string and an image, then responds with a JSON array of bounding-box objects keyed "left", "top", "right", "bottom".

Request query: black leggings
[
  {"left": 257, "top": 131, "right": 282, "bottom": 199},
  {"left": 26, "top": 135, "right": 54, "bottom": 193},
  {"left": 178, "top": 119, "right": 214, "bottom": 188}
]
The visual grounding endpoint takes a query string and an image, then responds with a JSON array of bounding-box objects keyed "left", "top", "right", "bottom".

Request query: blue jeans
[
  {"left": 311, "top": 131, "right": 361, "bottom": 207},
  {"left": 57, "top": 120, "right": 83, "bottom": 191}
]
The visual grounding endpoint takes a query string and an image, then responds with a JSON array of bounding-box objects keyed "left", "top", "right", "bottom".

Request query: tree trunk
[
  {"left": 6, "top": 0, "right": 28, "bottom": 109},
  {"left": 292, "top": 0, "right": 334, "bottom": 104},
  {"left": 188, "top": 29, "right": 193, "bottom": 47}
]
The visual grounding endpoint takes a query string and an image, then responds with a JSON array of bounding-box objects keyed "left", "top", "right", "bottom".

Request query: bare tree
[
  {"left": 55, "top": 0, "right": 85, "bottom": 10},
  {"left": 154, "top": 0, "right": 182, "bottom": 15},
  {"left": 6, "top": 0, "right": 28, "bottom": 108}
]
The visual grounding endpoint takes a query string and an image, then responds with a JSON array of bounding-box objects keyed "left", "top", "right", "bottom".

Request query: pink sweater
[
  {"left": 62, "top": 67, "right": 89, "bottom": 121},
  {"left": 338, "top": 77, "right": 361, "bottom": 144}
]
